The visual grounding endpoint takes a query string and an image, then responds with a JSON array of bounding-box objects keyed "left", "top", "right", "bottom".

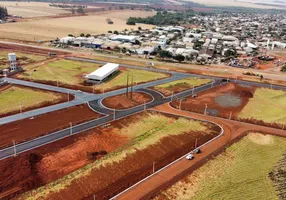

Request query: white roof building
[
  {"left": 85, "top": 63, "right": 119, "bottom": 82},
  {"left": 59, "top": 36, "right": 75, "bottom": 44}
]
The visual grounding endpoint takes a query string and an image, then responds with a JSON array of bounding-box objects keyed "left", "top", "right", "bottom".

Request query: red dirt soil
[
  {"left": 0, "top": 104, "right": 101, "bottom": 148},
  {"left": 102, "top": 92, "right": 153, "bottom": 109},
  {"left": 32, "top": 112, "right": 220, "bottom": 200},
  {"left": 0, "top": 84, "right": 74, "bottom": 119},
  {"left": 171, "top": 83, "right": 255, "bottom": 119}
]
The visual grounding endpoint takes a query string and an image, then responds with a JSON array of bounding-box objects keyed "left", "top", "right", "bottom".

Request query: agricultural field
[
  {"left": 0, "top": 10, "right": 155, "bottom": 41},
  {"left": 172, "top": 83, "right": 286, "bottom": 127},
  {"left": 0, "top": 2, "right": 70, "bottom": 17},
  {"left": 18, "top": 59, "right": 169, "bottom": 92},
  {"left": 151, "top": 77, "right": 211, "bottom": 96},
  {"left": 102, "top": 92, "right": 153, "bottom": 109},
  {"left": 0, "top": 51, "right": 47, "bottom": 70},
  {"left": 238, "top": 87, "right": 286, "bottom": 125},
  {"left": 0, "top": 112, "right": 220, "bottom": 199},
  {"left": 0, "top": 85, "right": 68, "bottom": 117},
  {"left": 155, "top": 133, "right": 286, "bottom": 200}
]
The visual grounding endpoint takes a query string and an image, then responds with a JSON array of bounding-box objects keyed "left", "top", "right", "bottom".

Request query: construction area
[{"left": 0, "top": 42, "right": 285, "bottom": 200}]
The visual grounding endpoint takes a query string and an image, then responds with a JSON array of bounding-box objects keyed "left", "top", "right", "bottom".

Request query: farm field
[
  {"left": 155, "top": 133, "right": 286, "bottom": 200},
  {"left": 151, "top": 77, "right": 211, "bottom": 96},
  {"left": 0, "top": 104, "right": 101, "bottom": 149},
  {"left": 0, "top": 10, "right": 155, "bottom": 41},
  {"left": 0, "top": 2, "right": 70, "bottom": 17},
  {"left": 18, "top": 59, "right": 169, "bottom": 92},
  {"left": 0, "top": 111, "right": 220, "bottom": 200},
  {"left": 238, "top": 87, "right": 286, "bottom": 125},
  {"left": 0, "top": 85, "right": 69, "bottom": 117},
  {"left": 0, "top": 51, "right": 47, "bottom": 70},
  {"left": 102, "top": 92, "right": 153, "bottom": 109}
]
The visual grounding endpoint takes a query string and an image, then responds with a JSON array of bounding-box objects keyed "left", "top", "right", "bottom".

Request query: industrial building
[{"left": 85, "top": 63, "right": 119, "bottom": 83}]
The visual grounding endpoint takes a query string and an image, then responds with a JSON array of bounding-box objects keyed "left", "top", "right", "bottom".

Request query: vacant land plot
[
  {"left": 18, "top": 59, "right": 169, "bottom": 92},
  {"left": 238, "top": 88, "right": 286, "bottom": 125},
  {"left": 0, "top": 2, "right": 69, "bottom": 17},
  {"left": 10, "top": 112, "right": 219, "bottom": 200},
  {"left": 155, "top": 133, "right": 286, "bottom": 200},
  {"left": 152, "top": 77, "right": 211, "bottom": 96},
  {"left": 0, "top": 10, "right": 155, "bottom": 41},
  {"left": 102, "top": 92, "right": 153, "bottom": 109},
  {"left": 171, "top": 83, "right": 256, "bottom": 118},
  {"left": 0, "top": 51, "right": 47, "bottom": 70},
  {"left": 0, "top": 85, "right": 67, "bottom": 117},
  {"left": 0, "top": 105, "right": 101, "bottom": 148}
]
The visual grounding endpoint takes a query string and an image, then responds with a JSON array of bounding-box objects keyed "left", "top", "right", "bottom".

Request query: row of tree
[
  {"left": 126, "top": 9, "right": 195, "bottom": 26},
  {"left": 0, "top": 6, "right": 8, "bottom": 20},
  {"left": 159, "top": 50, "right": 185, "bottom": 62}
]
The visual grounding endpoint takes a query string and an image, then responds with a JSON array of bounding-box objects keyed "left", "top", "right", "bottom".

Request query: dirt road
[{"left": 116, "top": 104, "right": 286, "bottom": 200}]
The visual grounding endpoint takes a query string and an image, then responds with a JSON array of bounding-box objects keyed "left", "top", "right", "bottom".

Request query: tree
[
  {"left": 134, "top": 40, "right": 141, "bottom": 45},
  {"left": 85, "top": 33, "right": 91, "bottom": 37},
  {"left": 71, "top": 7, "right": 75, "bottom": 15},
  {"left": 108, "top": 30, "right": 113, "bottom": 33},
  {"left": 114, "top": 30, "right": 119, "bottom": 34},
  {"left": 138, "top": 26, "right": 142, "bottom": 30},
  {"left": 159, "top": 50, "right": 173, "bottom": 60},
  {"left": 68, "top": 34, "right": 74, "bottom": 37},
  {"left": 80, "top": 33, "right": 85, "bottom": 37},
  {"left": 126, "top": 21, "right": 136, "bottom": 25},
  {"left": 77, "top": 6, "right": 85, "bottom": 14},
  {"left": 174, "top": 54, "right": 185, "bottom": 62},
  {"left": 0, "top": 6, "right": 8, "bottom": 19}
]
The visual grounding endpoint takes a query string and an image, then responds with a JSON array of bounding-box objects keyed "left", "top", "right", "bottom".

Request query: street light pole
[
  {"left": 13, "top": 140, "right": 17, "bottom": 157},
  {"left": 204, "top": 104, "right": 208, "bottom": 115},
  {"left": 153, "top": 161, "right": 156, "bottom": 173},
  {"left": 113, "top": 109, "right": 116, "bottom": 120},
  {"left": 192, "top": 85, "right": 195, "bottom": 94},
  {"left": 229, "top": 111, "right": 232, "bottom": 120},
  {"left": 70, "top": 122, "right": 72, "bottom": 135},
  {"left": 179, "top": 99, "right": 182, "bottom": 110},
  {"left": 171, "top": 91, "right": 174, "bottom": 102}
]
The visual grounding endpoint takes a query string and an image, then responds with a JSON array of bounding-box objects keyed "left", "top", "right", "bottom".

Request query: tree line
[
  {"left": 126, "top": 10, "right": 195, "bottom": 26},
  {"left": 0, "top": 6, "right": 8, "bottom": 20}
]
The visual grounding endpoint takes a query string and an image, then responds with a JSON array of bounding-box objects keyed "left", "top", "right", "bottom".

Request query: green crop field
[
  {"left": 238, "top": 88, "right": 286, "bottom": 125},
  {"left": 19, "top": 59, "right": 100, "bottom": 85},
  {"left": 0, "top": 85, "right": 64, "bottom": 115},
  {"left": 19, "top": 59, "right": 169, "bottom": 92},
  {"left": 153, "top": 77, "right": 211, "bottom": 96},
  {"left": 0, "top": 51, "right": 47, "bottom": 70},
  {"left": 157, "top": 133, "right": 286, "bottom": 200}
]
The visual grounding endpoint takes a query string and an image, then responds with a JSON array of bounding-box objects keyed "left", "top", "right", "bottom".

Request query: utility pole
[
  {"left": 229, "top": 111, "right": 232, "bottom": 120},
  {"left": 179, "top": 99, "right": 182, "bottom": 110},
  {"left": 192, "top": 85, "right": 195, "bottom": 94},
  {"left": 130, "top": 74, "right": 133, "bottom": 100},
  {"left": 211, "top": 81, "right": 214, "bottom": 87},
  {"left": 93, "top": 84, "right": 95, "bottom": 94},
  {"left": 144, "top": 100, "right": 146, "bottom": 110},
  {"left": 171, "top": 91, "right": 174, "bottom": 102},
  {"left": 153, "top": 161, "right": 156, "bottom": 173},
  {"left": 70, "top": 122, "right": 72, "bottom": 135},
  {"left": 204, "top": 104, "right": 208, "bottom": 115},
  {"left": 195, "top": 138, "right": 198, "bottom": 148},
  {"left": 13, "top": 140, "right": 17, "bottom": 157},
  {"left": 126, "top": 72, "right": 129, "bottom": 98},
  {"left": 271, "top": 79, "right": 273, "bottom": 89},
  {"left": 113, "top": 109, "right": 116, "bottom": 120},
  {"left": 68, "top": 92, "right": 70, "bottom": 102}
]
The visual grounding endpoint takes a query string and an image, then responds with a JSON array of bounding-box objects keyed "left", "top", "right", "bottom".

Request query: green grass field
[
  {"left": 157, "top": 133, "right": 286, "bottom": 200},
  {"left": 0, "top": 51, "right": 47, "bottom": 70},
  {"left": 153, "top": 77, "right": 211, "bottom": 96},
  {"left": 22, "top": 113, "right": 211, "bottom": 200},
  {"left": 238, "top": 88, "right": 286, "bottom": 125},
  {"left": 0, "top": 86, "right": 64, "bottom": 115},
  {"left": 19, "top": 59, "right": 168, "bottom": 91}
]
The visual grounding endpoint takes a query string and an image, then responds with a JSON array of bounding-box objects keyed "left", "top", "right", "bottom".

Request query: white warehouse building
[{"left": 85, "top": 63, "right": 119, "bottom": 83}]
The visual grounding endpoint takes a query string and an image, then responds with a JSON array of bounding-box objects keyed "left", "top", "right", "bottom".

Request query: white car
[{"left": 186, "top": 154, "right": 194, "bottom": 160}]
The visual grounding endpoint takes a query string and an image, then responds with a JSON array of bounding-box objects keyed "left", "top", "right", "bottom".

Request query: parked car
[{"left": 186, "top": 153, "right": 194, "bottom": 160}]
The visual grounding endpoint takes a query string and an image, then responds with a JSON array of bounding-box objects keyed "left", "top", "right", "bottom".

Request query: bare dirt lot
[
  {"left": 0, "top": 104, "right": 101, "bottom": 149},
  {"left": 102, "top": 92, "right": 153, "bottom": 109},
  {"left": 0, "top": 10, "right": 155, "bottom": 41},
  {"left": 171, "top": 83, "right": 256, "bottom": 119},
  {"left": 0, "top": 111, "right": 220, "bottom": 200}
]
